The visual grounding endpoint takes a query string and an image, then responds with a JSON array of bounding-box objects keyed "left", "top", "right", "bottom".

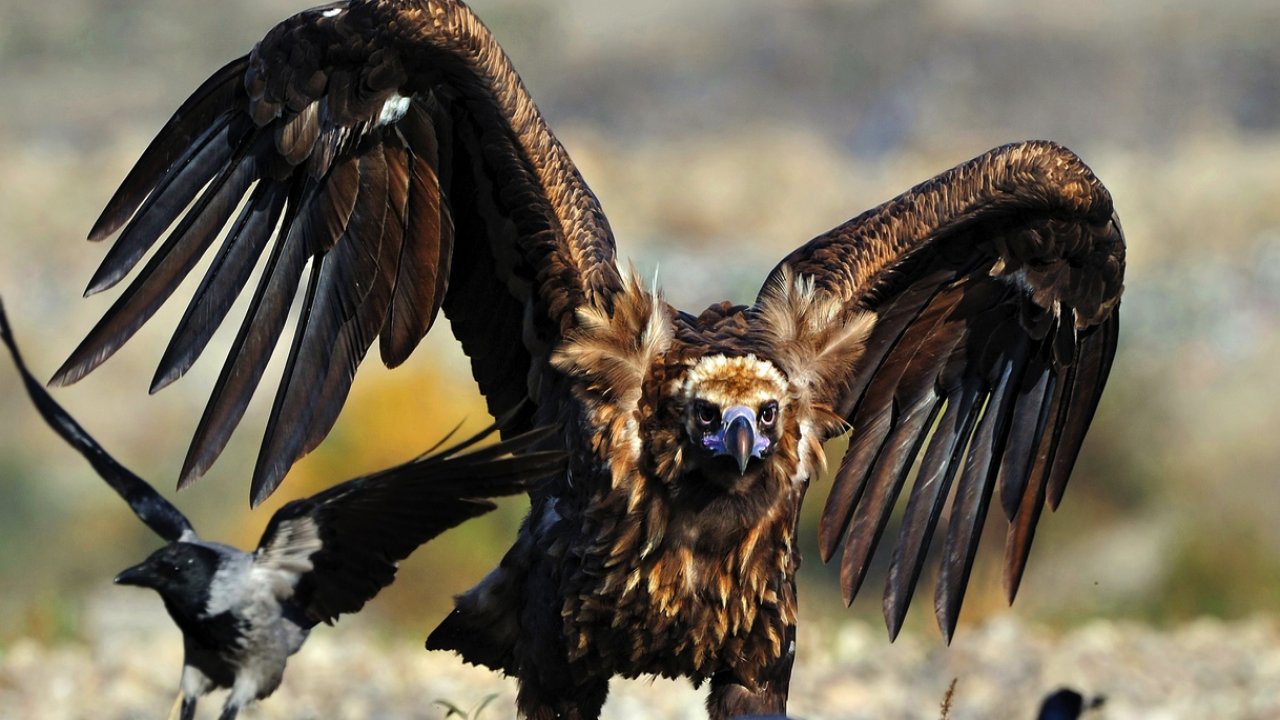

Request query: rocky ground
[{"left": 2, "top": 595, "right": 1278, "bottom": 719}]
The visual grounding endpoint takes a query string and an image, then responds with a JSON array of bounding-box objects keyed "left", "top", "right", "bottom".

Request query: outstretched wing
[
  {"left": 254, "top": 423, "right": 565, "bottom": 627},
  {"left": 0, "top": 299, "right": 195, "bottom": 543},
  {"left": 762, "top": 141, "right": 1124, "bottom": 641},
  {"left": 52, "top": 0, "right": 621, "bottom": 504}
]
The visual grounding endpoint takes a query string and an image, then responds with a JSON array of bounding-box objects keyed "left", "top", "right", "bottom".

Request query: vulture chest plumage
[{"left": 522, "top": 299, "right": 834, "bottom": 689}]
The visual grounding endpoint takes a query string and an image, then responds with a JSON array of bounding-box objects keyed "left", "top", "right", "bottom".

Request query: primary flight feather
[{"left": 53, "top": 1, "right": 1125, "bottom": 717}]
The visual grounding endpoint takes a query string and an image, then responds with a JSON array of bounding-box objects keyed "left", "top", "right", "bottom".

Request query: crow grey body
[{"left": 118, "top": 540, "right": 315, "bottom": 719}]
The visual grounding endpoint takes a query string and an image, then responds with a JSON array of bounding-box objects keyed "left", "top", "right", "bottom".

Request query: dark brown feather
[
  {"left": 53, "top": 128, "right": 261, "bottom": 386},
  {"left": 276, "top": 101, "right": 321, "bottom": 166},
  {"left": 820, "top": 407, "right": 890, "bottom": 565},
  {"left": 439, "top": 120, "right": 538, "bottom": 426},
  {"left": 381, "top": 102, "right": 447, "bottom": 367},
  {"left": 882, "top": 378, "right": 982, "bottom": 640},
  {"left": 1001, "top": 396, "right": 1059, "bottom": 603},
  {"left": 179, "top": 182, "right": 314, "bottom": 488},
  {"left": 934, "top": 320, "right": 1028, "bottom": 643},
  {"left": 88, "top": 57, "right": 249, "bottom": 243},
  {"left": 151, "top": 182, "right": 290, "bottom": 393},
  {"left": 84, "top": 115, "right": 250, "bottom": 297},
  {"left": 843, "top": 284, "right": 943, "bottom": 415},
  {"left": 298, "top": 140, "right": 407, "bottom": 472},
  {"left": 816, "top": 279, "right": 950, "bottom": 562},
  {"left": 831, "top": 283, "right": 971, "bottom": 595},
  {"left": 839, "top": 391, "right": 941, "bottom": 603},
  {"left": 1046, "top": 314, "right": 1119, "bottom": 509},
  {"left": 997, "top": 367, "right": 1057, "bottom": 522},
  {"left": 68, "top": 0, "right": 621, "bottom": 500},
  {"left": 254, "top": 144, "right": 389, "bottom": 504}
]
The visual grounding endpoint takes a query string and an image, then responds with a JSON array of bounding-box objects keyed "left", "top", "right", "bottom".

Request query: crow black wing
[
  {"left": 254, "top": 423, "right": 565, "bottom": 626},
  {"left": 52, "top": 0, "right": 621, "bottom": 505},
  {"left": 0, "top": 299, "right": 195, "bottom": 543},
  {"left": 760, "top": 141, "right": 1124, "bottom": 640}
]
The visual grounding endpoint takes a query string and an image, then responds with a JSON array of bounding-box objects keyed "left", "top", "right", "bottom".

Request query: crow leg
[{"left": 167, "top": 692, "right": 196, "bottom": 720}]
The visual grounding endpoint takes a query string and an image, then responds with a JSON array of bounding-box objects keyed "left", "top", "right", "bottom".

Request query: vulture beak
[
  {"left": 114, "top": 560, "right": 160, "bottom": 589},
  {"left": 713, "top": 405, "right": 771, "bottom": 475}
]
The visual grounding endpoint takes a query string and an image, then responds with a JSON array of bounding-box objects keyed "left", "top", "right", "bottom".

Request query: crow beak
[
  {"left": 723, "top": 414, "right": 754, "bottom": 475},
  {"left": 114, "top": 561, "right": 158, "bottom": 589}
]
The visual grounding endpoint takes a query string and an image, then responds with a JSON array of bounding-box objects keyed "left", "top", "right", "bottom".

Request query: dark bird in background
[
  {"left": 50, "top": 1, "right": 1126, "bottom": 717},
  {"left": 1036, "top": 688, "right": 1106, "bottom": 720},
  {"left": 1, "top": 301, "right": 563, "bottom": 720}
]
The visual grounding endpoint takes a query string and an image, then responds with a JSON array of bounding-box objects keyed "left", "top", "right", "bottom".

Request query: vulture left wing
[
  {"left": 759, "top": 141, "right": 1124, "bottom": 640},
  {"left": 51, "top": 0, "right": 622, "bottom": 505},
  {"left": 255, "top": 422, "right": 565, "bottom": 627}
]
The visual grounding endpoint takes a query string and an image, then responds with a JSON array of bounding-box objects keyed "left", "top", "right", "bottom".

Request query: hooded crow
[
  {"left": 0, "top": 299, "right": 563, "bottom": 720},
  {"left": 1036, "top": 688, "right": 1106, "bottom": 720}
]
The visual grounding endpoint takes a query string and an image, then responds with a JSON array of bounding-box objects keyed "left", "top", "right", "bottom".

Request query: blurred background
[{"left": 1, "top": 0, "right": 1278, "bottom": 711}]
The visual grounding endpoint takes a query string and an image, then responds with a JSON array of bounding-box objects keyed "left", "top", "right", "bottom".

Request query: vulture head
[
  {"left": 677, "top": 353, "right": 788, "bottom": 485},
  {"left": 674, "top": 272, "right": 880, "bottom": 498},
  {"left": 555, "top": 270, "right": 878, "bottom": 515}
]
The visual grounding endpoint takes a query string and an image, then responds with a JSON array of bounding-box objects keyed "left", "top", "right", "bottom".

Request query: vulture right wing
[
  {"left": 52, "top": 0, "right": 622, "bottom": 505},
  {"left": 759, "top": 141, "right": 1124, "bottom": 640}
]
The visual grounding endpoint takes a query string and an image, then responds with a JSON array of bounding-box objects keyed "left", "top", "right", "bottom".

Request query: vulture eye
[
  {"left": 695, "top": 402, "right": 720, "bottom": 429},
  {"left": 760, "top": 401, "right": 778, "bottom": 427}
]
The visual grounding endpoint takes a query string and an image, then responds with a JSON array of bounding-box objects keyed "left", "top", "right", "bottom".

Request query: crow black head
[{"left": 115, "top": 542, "right": 222, "bottom": 618}]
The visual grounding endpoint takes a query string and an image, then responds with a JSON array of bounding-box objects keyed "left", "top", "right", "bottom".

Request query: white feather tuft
[
  {"left": 757, "top": 266, "right": 876, "bottom": 401},
  {"left": 377, "top": 94, "right": 412, "bottom": 127},
  {"left": 552, "top": 270, "right": 672, "bottom": 405}
]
